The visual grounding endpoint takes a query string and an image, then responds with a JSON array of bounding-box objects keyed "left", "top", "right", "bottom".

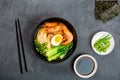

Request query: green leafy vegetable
[
  {"left": 47, "top": 52, "right": 63, "bottom": 61},
  {"left": 94, "top": 35, "right": 111, "bottom": 53},
  {"left": 34, "top": 40, "right": 48, "bottom": 55},
  {"left": 34, "top": 40, "right": 73, "bottom": 61},
  {"left": 46, "top": 42, "right": 73, "bottom": 61}
]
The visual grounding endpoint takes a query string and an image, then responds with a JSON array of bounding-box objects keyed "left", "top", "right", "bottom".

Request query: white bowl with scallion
[{"left": 91, "top": 31, "right": 115, "bottom": 55}]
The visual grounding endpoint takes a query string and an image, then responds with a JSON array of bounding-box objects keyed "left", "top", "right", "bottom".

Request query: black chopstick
[
  {"left": 15, "top": 19, "right": 28, "bottom": 73},
  {"left": 15, "top": 20, "right": 23, "bottom": 73}
]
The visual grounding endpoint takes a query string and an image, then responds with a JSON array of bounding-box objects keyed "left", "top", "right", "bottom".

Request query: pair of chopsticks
[{"left": 15, "top": 19, "right": 28, "bottom": 74}]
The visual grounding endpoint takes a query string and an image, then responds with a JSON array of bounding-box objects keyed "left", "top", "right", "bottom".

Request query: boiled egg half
[{"left": 51, "top": 34, "right": 63, "bottom": 46}]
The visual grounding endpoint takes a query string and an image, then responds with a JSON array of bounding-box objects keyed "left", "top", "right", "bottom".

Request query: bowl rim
[
  {"left": 73, "top": 54, "right": 98, "bottom": 78},
  {"left": 33, "top": 17, "right": 77, "bottom": 63}
]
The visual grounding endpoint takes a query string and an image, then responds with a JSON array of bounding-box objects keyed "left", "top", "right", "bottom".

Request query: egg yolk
[{"left": 55, "top": 36, "right": 62, "bottom": 43}]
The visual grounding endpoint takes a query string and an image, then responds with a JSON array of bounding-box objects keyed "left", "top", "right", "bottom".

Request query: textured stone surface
[{"left": 0, "top": 0, "right": 120, "bottom": 80}]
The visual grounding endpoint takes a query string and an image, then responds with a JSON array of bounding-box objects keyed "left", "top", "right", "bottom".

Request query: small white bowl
[
  {"left": 91, "top": 31, "right": 115, "bottom": 55},
  {"left": 73, "top": 54, "right": 98, "bottom": 78}
]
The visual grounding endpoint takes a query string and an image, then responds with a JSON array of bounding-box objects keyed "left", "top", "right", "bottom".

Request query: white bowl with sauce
[{"left": 73, "top": 54, "right": 98, "bottom": 78}]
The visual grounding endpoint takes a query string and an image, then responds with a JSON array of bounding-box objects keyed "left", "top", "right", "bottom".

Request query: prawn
[
  {"left": 45, "top": 22, "right": 59, "bottom": 27},
  {"left": 61, "top": 25, "right": 73, "bottom": 45},
  {"left": 46, "top": 24, "right": 62, "bottom": 33}
]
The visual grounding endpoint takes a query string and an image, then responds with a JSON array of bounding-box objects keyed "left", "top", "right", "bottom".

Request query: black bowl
[{"left": 33, "top": 17, "right": 77, "bottom": 63}]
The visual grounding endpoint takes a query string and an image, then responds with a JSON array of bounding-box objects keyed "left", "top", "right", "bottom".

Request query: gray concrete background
[{"left": 0, "top": 0, "right": 120, "bottom": 80}]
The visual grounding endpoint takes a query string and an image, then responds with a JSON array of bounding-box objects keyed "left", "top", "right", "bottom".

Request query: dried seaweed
[
  {"left": 100, "top": 4, "right": 120, "bottom": 23},
  {"left": 95, "top": 0, "right": 118, "bottom": 19}
]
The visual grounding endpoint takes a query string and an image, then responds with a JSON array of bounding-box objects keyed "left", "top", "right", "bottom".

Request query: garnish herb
[{"left": 94, "top": 35, "right": 111, "bottom": 53}]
